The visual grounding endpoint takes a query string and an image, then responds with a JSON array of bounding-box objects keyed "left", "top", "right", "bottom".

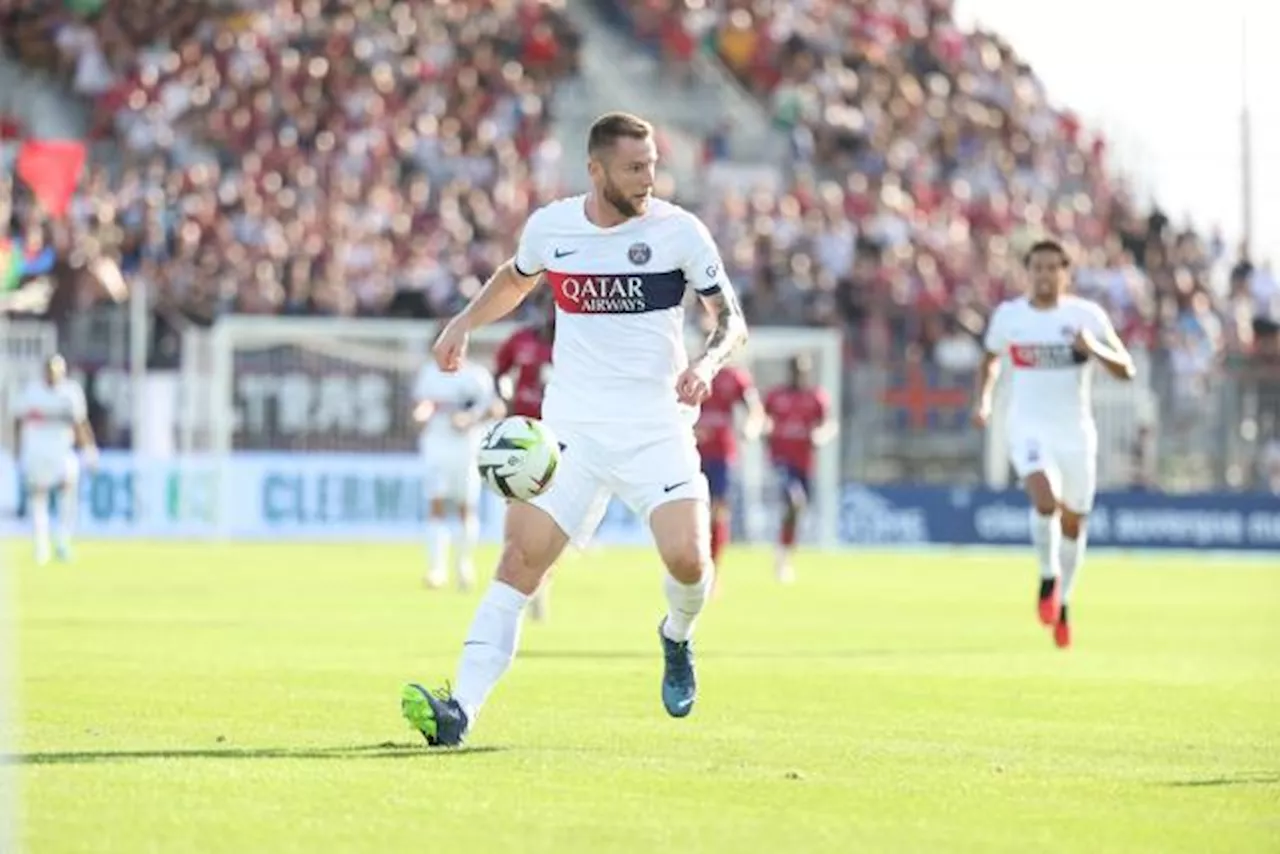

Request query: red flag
[{"left": 16, "top": 140, "right": 87, "bottom": 218}]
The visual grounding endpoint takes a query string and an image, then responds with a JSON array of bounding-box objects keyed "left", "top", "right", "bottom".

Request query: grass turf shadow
[
  {"left": 5, "top": 742, "right": 506, "bottom": 766},
  {"left": 1163, "top": 773, "right": 1279, "bottom": 788}
]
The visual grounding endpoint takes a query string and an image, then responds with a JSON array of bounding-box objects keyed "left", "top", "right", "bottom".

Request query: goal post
[
  {"left": 198, "top": 316, "right": 843, "bottom": 547},
  {"left": 716, "top": 325, "right": 843, "bottom": 548}
]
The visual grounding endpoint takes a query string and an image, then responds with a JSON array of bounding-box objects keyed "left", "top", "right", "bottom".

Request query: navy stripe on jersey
[
  {"left": 546, "top": 270, "right": 687, "bottom": 314},
  {"left": 514, "top": 260, "right": 544, "bottom": 278}
]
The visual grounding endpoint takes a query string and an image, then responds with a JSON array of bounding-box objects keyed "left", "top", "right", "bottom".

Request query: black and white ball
[{"left": 477, "top": 416, "right": 560, "bottom": 501}]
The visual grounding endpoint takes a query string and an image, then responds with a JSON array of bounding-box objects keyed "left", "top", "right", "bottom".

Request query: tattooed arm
[
  {"left": 676, "top": 283, "right": 749, "bottom": 406},
  {"left": 676, "top": 214, "right": 750, "bottom": 404},
  {"left": 695, "top": 283, "right": 750, "bottom": 374}
]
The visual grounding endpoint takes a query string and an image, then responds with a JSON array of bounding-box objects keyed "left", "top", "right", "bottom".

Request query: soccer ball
[{"left": 477, "top": 416, "right": 560, "bottom": 501}]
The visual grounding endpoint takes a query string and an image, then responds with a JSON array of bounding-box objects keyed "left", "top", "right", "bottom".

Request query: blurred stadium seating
[{"left": 2, "top": 0, "right": 1278, "bottom": 491}]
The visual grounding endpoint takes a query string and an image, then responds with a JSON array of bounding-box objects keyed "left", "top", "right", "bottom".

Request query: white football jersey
[
  {"left": 413, "top": 361, "right": 496, "bottom": 453},
  {"left": 16, "top": 378, "right": 87, "bottom": 460},
  {"left": 983, "top": 295, "right": 1117, "bottom": 432},
  {"left": 514, "top": 195, "right": 730, "bottom": 429}
]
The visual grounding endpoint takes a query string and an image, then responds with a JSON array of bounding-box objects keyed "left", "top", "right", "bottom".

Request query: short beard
[{"left": 603, "top": 181, "right": 640, "bottom": 219}]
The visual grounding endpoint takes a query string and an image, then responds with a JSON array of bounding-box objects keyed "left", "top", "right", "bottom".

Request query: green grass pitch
[{"left": 4, "top": 541, "right": 1278, "bottom": 853}]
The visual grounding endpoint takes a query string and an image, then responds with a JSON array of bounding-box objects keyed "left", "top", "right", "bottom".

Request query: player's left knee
[{"left": 660, "top": 535, "right": 710, "bottom": 585}]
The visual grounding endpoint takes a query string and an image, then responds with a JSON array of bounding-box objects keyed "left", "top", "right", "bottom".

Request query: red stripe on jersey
[{"left": 1009, "top": 345, "right": 1035, "bottom": 368}]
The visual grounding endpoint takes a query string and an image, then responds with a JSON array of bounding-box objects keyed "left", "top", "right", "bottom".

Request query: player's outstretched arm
[
  {"left": 742, "top": 385, "right": 766, "bottom": 440},
  {"left": 74, "top": 416, "right": 99, "bottom": 470},
  {"left": 677, "top": 284, "right": 749, "bottom": 405},
  {"left": 974, "top": 303, "right": 1008, "bottom": 428},
  {"left": 812, "top": 411, "right": 838, "bottom": 447},
  {"left": 435, "top": 261, "right": 541, "bottom": 371},
  {"left": 1075, "top": 328, "right": 1137, "bottom": 381},
  {"left": 454, "top": 261, "right": 541, "bottom": 333},
  {"left": 696, "top": 284, "right": 749, "bottom": 373},
  {"left": 412, "top": 399, "right": 437, "bottom": 426},
  {"left": 971, "top": 352, "right": 1001, "bottom": 428}
]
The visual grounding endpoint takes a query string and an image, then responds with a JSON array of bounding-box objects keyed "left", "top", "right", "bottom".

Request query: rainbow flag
[{"left": 1, "top": 237, "right": 57, "bottom": 292}]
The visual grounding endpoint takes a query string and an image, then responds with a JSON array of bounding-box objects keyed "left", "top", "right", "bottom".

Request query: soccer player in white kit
[
  {"left": 401, "top": 112, "right": 749, "bottom": 746},
  {"left": 13, "top": 355, "right": 98, "bottom": 565},
  {"left": 413, "top": 357, "right": 503, "bottom": 590},
  {"left": 973, "top": 240, "right": 1136, "bottom": 648}
]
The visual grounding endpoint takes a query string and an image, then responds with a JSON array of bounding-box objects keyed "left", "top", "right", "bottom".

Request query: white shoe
[
  {"left": 775, "top": 562, "right": 795, "bottom": 585},
  {"left": 424, "top": 573, "right": 447, "bottom": 590}
]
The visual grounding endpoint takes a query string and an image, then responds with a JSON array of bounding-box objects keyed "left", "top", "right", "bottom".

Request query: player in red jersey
[
  {"left": 493, "top": 305, "right": 556, "bottom": 621},
  {"left": 493, "top": 306, "right": 555, "bottom": 419},
  {"left": 694, "top": 363, "right": 763, "bottom": 592},
  {"left": 763, "top": 354, "right": 836, "bottom": 583}
]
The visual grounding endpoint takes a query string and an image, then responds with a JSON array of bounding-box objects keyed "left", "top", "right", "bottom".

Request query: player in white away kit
[
  {"left": 14, "top": 355, "right": 98, "bottom": 565},
  {"left": 401, "top": 112, "right": 749, "bottom": 746},
  {"left": 413, "top": 358, "right": 504, "bottom": 590},
  {"left": 973, "top": 240, "right": 1136, "bottom": 648}
]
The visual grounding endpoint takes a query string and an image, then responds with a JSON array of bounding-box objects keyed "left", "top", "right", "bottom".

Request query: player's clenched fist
[
  {"left": 433, "top": 318, "right": 469, "bottom": 373},
  {"left": 676, "top": 360, "right": 716, "bottom": 405}
]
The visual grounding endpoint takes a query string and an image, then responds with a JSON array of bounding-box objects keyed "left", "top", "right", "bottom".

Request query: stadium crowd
[
  {"left": 3, "top": 0, "right": 580, "bottom": 325},
  {"left": 616, "top": 0, "right": 1275, "bottom": 369},
  {"left": 2, "top": 0, "right": 1277, "bottom": 398}
]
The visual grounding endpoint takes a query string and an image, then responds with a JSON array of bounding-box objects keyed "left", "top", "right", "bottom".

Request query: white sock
[
  {"left": 661, "top": 569, "right": 713, "bottom": 643},
  {"left": 1030, "top": 509, "right": 1061, "bottom": 580},
  {"left": 426, "top": 518, "right": 451, "bottom": 581},
  {"left": 455, "top": 514, "right": 479, "bottom": 584},
  {"left": 528, "top": 582, "right": 550, "bottom": 622},
  {"left": 31, "top": 492, "right": 51, "bottom": 562},
  {"left": 454, "top": 581, "right": 529, "bottom": 723},
  {"left": 1061, "top": 533, "right": 1087, "bottom": 603},
  {"left": 56, "top": 482, "right": 76, "bottom": 549}
]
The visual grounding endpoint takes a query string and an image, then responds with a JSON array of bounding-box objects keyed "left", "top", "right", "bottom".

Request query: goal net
[{"left": 193, "top": 317, "right": 843, "bottom": 546}]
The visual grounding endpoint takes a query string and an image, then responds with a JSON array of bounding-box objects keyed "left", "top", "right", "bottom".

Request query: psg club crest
[{"left": 628, "top": 242, "right": 652, "bottom": 266}]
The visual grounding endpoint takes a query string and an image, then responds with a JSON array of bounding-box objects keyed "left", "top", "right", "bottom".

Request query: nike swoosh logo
[
  {"left": 663, "top": 480, "right": 690, "bottom": 493},
  {"left": 553, "top": 249, "right": 577, "bottom": 258}
]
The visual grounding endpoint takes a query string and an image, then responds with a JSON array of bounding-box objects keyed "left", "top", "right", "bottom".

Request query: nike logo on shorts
[
  {"left": 553, "top": 248, "right": 577, "bottom": 258},
  {"left": 663, "top": 480, "right": 690, "bottom": 493}
]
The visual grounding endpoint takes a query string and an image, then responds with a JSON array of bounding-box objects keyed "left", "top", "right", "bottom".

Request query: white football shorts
[
  {"left": 421, "top": 447, "right": 482, "bottom": 507},
  {"left": 530, "top": 421, "right": 709, "bottom": 547},
  {"left": 1007, "top": 425, "right": 1098, "bottom": 514},
  {"left": 21, "top": 451, "right": 79, "bottom": 491}
]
